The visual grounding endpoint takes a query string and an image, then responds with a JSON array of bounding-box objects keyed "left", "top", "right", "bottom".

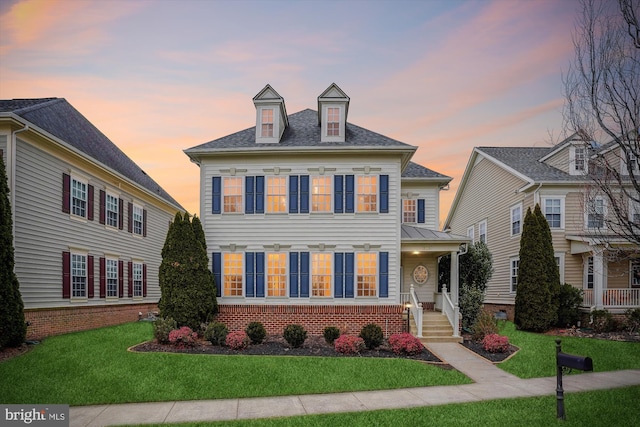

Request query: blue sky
[{"left": 0, "top": 0, "right": 579, "bottom": 222}]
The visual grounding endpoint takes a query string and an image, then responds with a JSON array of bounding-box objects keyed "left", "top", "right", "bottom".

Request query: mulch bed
[
  {"left": 131, "top": 334, "right": 445, "bottom": 363},
  {"left": 460, "top": 338, "right": 519, "bottom": 363},
  {"left": 544, "top": 327, "right": 640, "bottom": 342}
]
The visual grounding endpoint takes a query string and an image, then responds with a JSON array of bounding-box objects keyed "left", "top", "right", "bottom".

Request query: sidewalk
[{"left": 70, "top": 343, "right": 640, "bottom": 427}]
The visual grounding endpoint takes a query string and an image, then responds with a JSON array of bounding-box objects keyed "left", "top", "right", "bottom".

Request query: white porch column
[
  {"left": 593, "top": 251, "right": 605, "bottom": 309},
  {"left": 450, "top": 250, "right": 459, "bottom": 306}
]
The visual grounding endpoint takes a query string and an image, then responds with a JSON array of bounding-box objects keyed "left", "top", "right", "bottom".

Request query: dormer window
[
  {"left": 327, "top": 107, "right": 340, "bottom": 136},
  {"left": 318, "top": 83, "right": 349, "bottom": 143},
  {"left": 569, "top": 144, "right": 588, "bottom": 175},
  {"left": 261, "top": 109, "right": 274, "bottom": 138},
  {"left": 253, "top": 84, "right": 288, "bottom": 143}
]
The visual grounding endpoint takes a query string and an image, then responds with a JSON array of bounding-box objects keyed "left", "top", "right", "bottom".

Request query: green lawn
[
  {"left": 0, "top": 322, "right": 469, "bottom": 406},
  {"left": 133, "top": 386, "right": 640, "bottom": 427},
  {"left": 498, "top": 321, "right": 640, "bottom": 378},
  {"left": 1, "top": 320, "right": 638, "bottom": 407}
]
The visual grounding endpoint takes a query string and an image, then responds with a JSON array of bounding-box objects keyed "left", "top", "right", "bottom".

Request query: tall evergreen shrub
[
  {"left": 158, "top": 212, "right": 217, "bottom": 330},
  {"left": 0, "top": 156, "right": 27, "bottom": 348},
  {"left": 514, "top": 205, "right": 558, "bottom": 331}
]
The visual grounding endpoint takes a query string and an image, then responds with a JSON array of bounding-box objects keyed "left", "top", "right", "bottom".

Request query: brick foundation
[
  {"left": 24, "top": 303, "right": 158, "bottom": 340},
  {"left": 215, "top": 304, "right": 404, "bottom": 337},
  {"left": 482, "top": 303, "right": 515, "bottom": 321}
]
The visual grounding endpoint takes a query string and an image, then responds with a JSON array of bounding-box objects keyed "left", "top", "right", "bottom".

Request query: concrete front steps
[{"left": 409, "top": 310, "right": 462, "bottom": 343}]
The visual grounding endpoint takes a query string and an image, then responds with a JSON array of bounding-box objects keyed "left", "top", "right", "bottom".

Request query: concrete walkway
[{"left": 69, "top": 343, "right": 640, "bottom": 427}]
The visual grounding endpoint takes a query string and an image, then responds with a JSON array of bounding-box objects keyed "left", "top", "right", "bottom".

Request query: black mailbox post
[{"left": 556, "top": 339, "right": 593, "bottom": 420}]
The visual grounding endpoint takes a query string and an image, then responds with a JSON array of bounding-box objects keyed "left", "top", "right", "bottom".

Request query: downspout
[{"left": 10, "top": 123, "right": 29, "bottom": 242}]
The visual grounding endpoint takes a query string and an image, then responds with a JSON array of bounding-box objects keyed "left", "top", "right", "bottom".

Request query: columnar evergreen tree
[
  {"left": 158, "top": 212, "right": 217, "bottom": 330},
  {"left": 514, "top": 205, "right": 558, "bottom": 331},
  {"left": 459, "top": 242, "right": 494, "bottom": 330},
  {"left": 535, "top": 204, "right": 561, "bottom": 323},
  {"left": 0, "top": 156, "right": 27, "bottom": 349}
]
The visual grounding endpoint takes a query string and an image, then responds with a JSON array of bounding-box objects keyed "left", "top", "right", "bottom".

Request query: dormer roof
[
  {"left": 253, "top": 84, "right": 288, "bottom": 128},
  {"left": 253, "top": 84, "right": 288, "bottom": 143},
  {"left": 317, "top": 83, "right": 349, "bottom": 125}
]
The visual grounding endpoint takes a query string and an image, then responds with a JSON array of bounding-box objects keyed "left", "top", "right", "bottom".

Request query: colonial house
[
  {"left": 0, "top": 98, "right": 183, "bottom": 339},
  {"left": 444, "top": 134, "right": 640, "bottom": 320},
  {"left": 184, "top": 84, "right": 468, "bottom": 341}
]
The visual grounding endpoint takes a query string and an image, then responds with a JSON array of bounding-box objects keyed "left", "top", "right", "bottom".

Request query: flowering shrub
[
  {"left": 482, "top": 334, "right": 510, "bottom": 353},
  {"left": 153, "top": 317, "right": 177, "bottom": 344},
  {"left": 388, "top": 333, "right": 423, "bottom": 356},
  {"left": 226, "top": 331, "right": 250, "bottom": 350},
  {"left": 334, "top": 335, "right": 365, "bottom": 355},
  {"left": 168, "top": 326, "right": 198, "bottom": 348}
]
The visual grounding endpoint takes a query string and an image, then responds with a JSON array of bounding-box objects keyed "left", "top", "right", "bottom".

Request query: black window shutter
[
  {"left": 118, "top": 198, "right": 124, "bottom": 230},
  {"left": 62, "top": 174, "right": 71, "bottom": 214},
  {"left": 62, "top": 251, "right": 71, "bottom": 298},
  {"left": 143, "top": 209, "right": 147, "bottom": 237},
  {"left": 87, "top": 185, "right": 94, "bottom": 221},
  {"left": 87, "top": 255, "right": 94, "bottom": 298},
  {"left": 99, "top": 257, "right": 106, "bottom": 298},
  {"left": 128, "top": 202, "right": 133, "bottom": 233},
  {"left": 118, "top": 260, "right": 124, "bottom": 297},
  {"left": 99, "top": 190, "right": 106, "bottom": 224}
]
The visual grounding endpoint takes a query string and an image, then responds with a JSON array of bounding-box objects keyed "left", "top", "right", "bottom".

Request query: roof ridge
[{"left": 11, "top": 98, "right": 63, "bottom": 115}]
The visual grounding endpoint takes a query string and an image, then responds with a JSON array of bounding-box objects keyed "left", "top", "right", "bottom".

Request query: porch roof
[{"left": 401, "top": 224, "right": 468, "bottom": 242}]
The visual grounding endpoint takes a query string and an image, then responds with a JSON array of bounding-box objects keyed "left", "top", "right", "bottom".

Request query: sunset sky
[{"left": 0, "top": 0, "right": 579, "bottom": 224}]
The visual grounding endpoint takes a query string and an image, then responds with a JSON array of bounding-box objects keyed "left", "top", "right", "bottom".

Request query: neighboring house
[
  {"left": 444, "top": 134, "right": 639, "bottom": 320},
  {"left": 0, "top": 98, "right": 183, "bottom": 339},
  {"left": 184, "top": 84, "right": 468, "bottom": 338}
]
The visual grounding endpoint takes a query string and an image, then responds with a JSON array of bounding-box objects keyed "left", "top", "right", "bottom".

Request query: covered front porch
[
  {"left": 569, "top": 235, "right": 640, "bottom": 312},
  {"left": 400, "top": 225, "right": 470, "bottom": 342}
]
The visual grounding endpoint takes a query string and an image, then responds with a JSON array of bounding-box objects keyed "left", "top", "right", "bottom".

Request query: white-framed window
[
  {"left": 510, "top": 257, "right": 519, "bottom": 293},
  {"left": 586, "top": 196, "right": 605, "bottom": 229},
  {"left": 403, "top": 199, "right": 416, "bottom": 223},
  {"left": 357, "top": 175, "right": 378, "bottom": 212},
  {"left": 467, "top": 225, "right": 474, "bottom": 243},
  {"left": 106, "top": 194, "right": 119, "bottom": 228},
  {"left": 585, "top": 256, "right": 594, "bottom": 289},
  {"left": 327, "top": 107, "right": 340, "bottom": 137},
  {"left": 311, "top": 176, "right": 332, "bottom": 212},
  {"left": 542, "top": 197, "right": 564, "bottom": 229},
  {"left": 223, "top": 253, "right": 243, "bottom": 296},
  {"left": 621, "top": 148, "right": 639, "bottom": 175},
  {"left": 106, "top": 258, "right": 118, "bottom": 298},
  {"left": 71, "top": 178, "right": 87, "bottom": 218},
  {"left": 478, "top": 220, "right": 487, "bottom": 244},
  {"left": 72, "top": 253, "right": 87, "bottom": 298},
  {"left": 267, "top": 253, "right": 286, "bottom": 297},
  {"left": 132, "top": 262, "right": 143, "bottom": 298},
  {"left": 132, "top": 205, "right": 144, "bottom": 235},
  {"left": 223, "top": 177, "right": 243, "bottom": 213},
  {"left": 356, "top": 252, "right": 377, "bottom": 297},
  {"left": 311, "top": 253, "right": 332, "bottom": 297},
  {"left": 510, "top": 203, "right": 522, "bottom": 236},
  {"left": 261, "top": 109, "right": 274, "bottom": 138},
  {"left": 630, "top": 199, "right": 640, "bottom": 225},
  {"left": 570, "top": 145, "right": 587, "bottom": 175},
  {"left": 266, "top": 176, "right": 287, "bottom": 213},
  {"left": 631, "top": 260, "right": 640, "bottom": 288}
]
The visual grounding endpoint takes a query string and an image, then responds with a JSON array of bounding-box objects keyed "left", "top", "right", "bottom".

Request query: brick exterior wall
[
  {"left": 24, "top": 303, "right": 159, "bottom": 340},
  {"left": 215, "top": 304, "right": 404, "bottom": 337}
]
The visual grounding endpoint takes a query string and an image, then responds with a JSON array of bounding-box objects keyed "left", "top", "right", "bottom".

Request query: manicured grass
[
  {"left": 498, "top": 322, "right": 640, "bottom": 378},
  {"left": 0, "top": 322, "right": 469, "bottom": 406},
  {"left": 132, "top": 386, "right": 640, "bottom": 427}
]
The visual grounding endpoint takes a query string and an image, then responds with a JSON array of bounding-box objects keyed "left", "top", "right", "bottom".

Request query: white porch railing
[
  {"left": 408, "top": 285, "right": 423, "bottom": 337},
  {"left": 583, "top": 289, "right": 640, "bottom": 308},
  {"left": 441, "top": 285, "right": 460, "bottom": 338}
]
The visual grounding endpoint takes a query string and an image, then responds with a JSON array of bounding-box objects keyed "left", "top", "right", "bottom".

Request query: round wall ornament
[{"left": 413, "top": 265, "right": 428, "bottom": 285}]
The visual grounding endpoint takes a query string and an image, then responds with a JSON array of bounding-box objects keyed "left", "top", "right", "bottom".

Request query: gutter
[{"left": 10, "top": 122, "right": 29, "bottom": 242}]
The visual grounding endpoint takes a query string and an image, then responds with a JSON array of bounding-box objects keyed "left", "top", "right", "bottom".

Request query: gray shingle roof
[
  {"left": 402, "top": 161, "right": 451, "bottom": 180},
  {"left": 401, "top": 224, "right": 469, "bottom": 242},
  {"left": 1, "top": 98, "right": 182, "bottom": 209},
  {"left": 477, "top": 146, "right": 589, "bottom": 182},
  {"left": 186, "top": 108, "right": 415, "bottom": 151}
]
